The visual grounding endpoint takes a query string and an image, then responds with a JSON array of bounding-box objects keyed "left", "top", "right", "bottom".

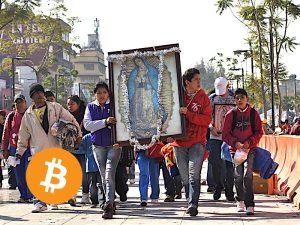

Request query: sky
[{"left": 63, "top": 0, "right": 300, "bottom": 78}]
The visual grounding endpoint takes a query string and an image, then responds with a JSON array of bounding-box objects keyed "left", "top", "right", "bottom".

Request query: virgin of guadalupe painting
[
  {"left": 108, "top": 43, "right": 186, "bottom": 145},
  {"left": 120, "top": 56, "right": 172, "bottom": 139}
]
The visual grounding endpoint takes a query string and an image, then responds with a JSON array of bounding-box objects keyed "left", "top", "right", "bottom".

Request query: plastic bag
[{"left": 233, "top": 148, "right": 248, "bottom": 166}]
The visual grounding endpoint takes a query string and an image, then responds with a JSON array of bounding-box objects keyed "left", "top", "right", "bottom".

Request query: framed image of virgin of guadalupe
[{"left": 107, "top": 43, "right": 186, "bottom": 149}]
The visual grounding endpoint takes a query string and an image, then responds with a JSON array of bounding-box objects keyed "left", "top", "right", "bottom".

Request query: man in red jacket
[
  {"left": 2, "top": 94, "right": 32, "bottom": 202},
  {"left": 170, "top": 68, "right": 212, "bottom": 216},
  {"left": 222, "top": 88, "right": 263, "bottom": 216}
]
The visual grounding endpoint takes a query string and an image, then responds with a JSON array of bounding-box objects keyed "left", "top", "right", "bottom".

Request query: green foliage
[
  {"left": 0, "top": 0, "right": 80, "bottom": 82},
  {"left": 195, "top": 58, "right": 224, "bottom": 93},
  {"left": 215, "top": 0, "right": 300, "bottom": 121}
]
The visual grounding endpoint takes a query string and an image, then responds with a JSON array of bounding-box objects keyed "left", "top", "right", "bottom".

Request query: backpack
[
  {"left": 231, "top": 108, "right": 256, "bottom": 133},
  {"left": 52, "top": 119, "right": 79, "bottom": 153}
]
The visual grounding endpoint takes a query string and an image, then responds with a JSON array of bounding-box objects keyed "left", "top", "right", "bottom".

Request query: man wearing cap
[
  {"left": 208, "top": 77, "right": 235, "bottom": 201},
  {"left": 2, "top": 94, "right": 33, "bottom": 202},
  {"left": 16, "top": 83, "right": 82, "bottom": 213}
]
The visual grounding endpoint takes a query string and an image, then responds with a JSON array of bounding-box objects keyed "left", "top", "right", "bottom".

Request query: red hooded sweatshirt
[
  {"left": 222, "top": 105, "right": 263, "bottom": 152},
  {"left": 172, "top": 89, "right": 212, "bottom": 148}
]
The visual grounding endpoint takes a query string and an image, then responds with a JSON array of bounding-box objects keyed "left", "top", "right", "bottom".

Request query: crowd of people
[{"left": 0, "top": 67, "right": 298, "bottom": 219}]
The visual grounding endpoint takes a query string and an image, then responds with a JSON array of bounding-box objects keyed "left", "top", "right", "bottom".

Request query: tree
[
  {"left": 216, "top": 0, "right": 300, "bottom": 126},
  {"left": 42, "top": 67, "right": 78, "bottom": 106},
  {"left": 194, "top": 58, "right": 224, "bottom": 93},
  {"left": 0, "top": 0, "right": 80, "bottom": 82},
  {"left": 0, "top": 0, "right": 41, "bottom": 31}
]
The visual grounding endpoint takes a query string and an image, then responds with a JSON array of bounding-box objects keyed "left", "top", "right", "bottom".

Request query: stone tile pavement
[{"left": 1, "top": 161, "right": 300, "bottom": 225}]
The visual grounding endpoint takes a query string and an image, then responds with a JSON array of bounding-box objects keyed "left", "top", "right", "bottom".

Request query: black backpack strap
[
  {"left": 231, "top": 108, "right": 237, "bottom": 132},
  {"left": 250, "top": 108, "right": 256, "bottom": 133}
]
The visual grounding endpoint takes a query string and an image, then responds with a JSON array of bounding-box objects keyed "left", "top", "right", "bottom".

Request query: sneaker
[
  {"left": 81, "top": 193, "right": 90, "bottom": 204},
  {"left": 151, "top": 199, "right": 159, "bottom": 203},
  {"left": 186, "top": 207, "right": 198, "bottom": 216},
  {"left": 164, "top": 195, "right": 175, "bottom": 202},
  {"left": 91, "top": 204, "right": 98, "bottom": 208},
  {"left": 17, "top": 198, "right": 27, "bottom": 203},
  {"left": 120, "top": 195, "right": 127, "bottom": 202},
  {"left": 140, "top": 201, "right": 147, "bottom": 207},
  {"left": 213, "top": 190, "right": 221, "bottom": 200},
  {"left": 129, "top": 179, "right": 135, "bottom": 184},
  {"left": 246, "top": 206, "right": 254, "bottom": 215},
  {"left": 68, "top": 197, "right": 76, "bottom": 206},
  {"left": 9, "top": 186, "right": 17, "bottom": 190},
  {"left": 175, "top": 193, "right": 182, "bottom": 199},
  {"left": 207, "top": 186, "right": 215, "bottom": 193},
  {"left": 226, "top": 196, "right": 236, "bottom": 202},
  {"left": 32, "top": 203, "right": 47, "bottom": 213},
  {"left": 236, "top": 201, "right": 245, "bottom": 212},
  {"left": 49, "top": 204, "right": 58, "bottom": 210},
  {"left": 102, "top": 204, "right": 114, "bottom": 219}
]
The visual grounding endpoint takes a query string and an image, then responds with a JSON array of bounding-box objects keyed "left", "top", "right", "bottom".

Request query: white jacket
[{"left": 17, "top": 101, "right": 82, "bottom": 156}]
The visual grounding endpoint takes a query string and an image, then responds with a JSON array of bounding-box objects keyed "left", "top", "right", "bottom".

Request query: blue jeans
[
  {"left": 234, "top": 150, "right": 256, "bottom": 207},
  {"left": 73, "top": 154, "right": 89, "bottom": 194},
  {"left": 92, "top": 145, "right": 121, "bottom": 204},
  {"left": 87, "top": 171, "right": 104, "bottom": 205},
  {"left": 10, "top": 146, "right": 32, "bottom": 199},
  {"left": 208, "top": 139, "right": 234, "bottom": 197},
  {"left": 174, "top": 143, "right": 205, "bottom": 208},
  {"left": 137, "top": 151, "right": 160, "bottom": 201}
]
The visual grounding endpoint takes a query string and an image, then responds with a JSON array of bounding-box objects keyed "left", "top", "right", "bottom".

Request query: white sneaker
[
  {"left": 81, "top": 193, "right": 90, "bottom": 204},
  {"left": 49, "top": 204, "right": 58, "bottom": 210},
  {"left": 32, "top": 203, "right": 47, "bottom": 213},
  {"left": 236, "top": 201, "right": 245, "bottom": 212},
  {"left": 151, "top": 199, "right": 159, "bottom": 203},
  {"left": 246, "top": 206, "right": 254, "bottom": 215}
]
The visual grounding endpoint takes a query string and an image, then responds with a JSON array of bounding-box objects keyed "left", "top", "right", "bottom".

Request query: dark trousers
[
  {"left": 160, "top": 160, "right": 182, "bottom": 196},
  {"left": 87, "top": 171, "right": 104, "bottom": 205},
  {"left": 0, "top": 159, "right": 3, "bottom": 184},
  {"left": 207, "top": 161, "right": 216, "bottom": 188},
  {"left": 209, "top": 139, "right": 234, "bottom": 197},
  {"left": 115, "top": 163, "right": 129, "bottom": 199},
  {"left": 235, "top": 150, "right": 256, "bottom": 207},
  {"left": 8, "top": 167, "right": 17, "bottom": 188},
  {"left": 74, "top": 154, "right": 89, "bottom": 194}
]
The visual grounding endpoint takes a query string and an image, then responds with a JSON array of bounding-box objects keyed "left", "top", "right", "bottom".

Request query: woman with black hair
[{"left": 67, "top": 95, "right": 90, "bottom": 204}]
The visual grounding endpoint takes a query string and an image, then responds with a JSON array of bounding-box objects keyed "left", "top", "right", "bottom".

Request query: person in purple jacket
[{"left": 83, "top": 82, "right": 121, "bottom": 219}]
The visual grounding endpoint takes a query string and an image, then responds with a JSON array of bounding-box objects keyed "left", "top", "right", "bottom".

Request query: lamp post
[
  {"left": 233, "top": 49, "right": 254, "bottom": 80},
  {"left": 269, "top": 18, "right": 275, "bottom": 130},
  {"left": 55, "top": 73, "right": 71, "bottom": 100},
  {"left": 229, "top": 67, "right": 244, "bottom": 89},
  {"left": 11, "top": 56, "right": 30, "bottom": 103},
  {"left": 290, "top": 74, "right": 297, "bottom": 116}
]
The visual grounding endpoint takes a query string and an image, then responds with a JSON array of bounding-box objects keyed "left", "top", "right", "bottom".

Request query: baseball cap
[
  {"left": 214, "top": 77, "right": 228, "bottom": 95},
  {"left": 14, "top": 94, "right": 26, "bottom": 102}
]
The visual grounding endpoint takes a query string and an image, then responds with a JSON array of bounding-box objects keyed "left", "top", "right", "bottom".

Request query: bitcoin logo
[
  {"left": 40, "top": 158, "right": 67, "bottom": 193},
  {"left": 26, "top": 148, "right": 82, "bottom": 204}
]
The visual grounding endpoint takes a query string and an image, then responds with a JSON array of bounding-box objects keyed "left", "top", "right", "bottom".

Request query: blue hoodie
[{"left": 78, "top": 133, "right": 99, "bottom": 173}]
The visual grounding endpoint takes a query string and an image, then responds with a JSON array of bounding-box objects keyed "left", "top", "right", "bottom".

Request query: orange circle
[{"left": 26, "top": 147, "right": 82, "bottom": 204}]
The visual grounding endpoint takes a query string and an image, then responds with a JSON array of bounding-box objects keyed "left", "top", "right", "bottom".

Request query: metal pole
[
  {"left": 269, "top": 18, "right": 275, "bottom": 130},
  {"left": 295, "top": 79, "right": 297, "bottom": 116},
  {"left": 286, "top": 85, "right": 288, "bottom": 120},
  {"left": 78, "top": 83, "right": 81, "bottom": 98},
  {"left": 242, "top": 68, "right": 245, "bottom": 89},
  {"left": 55, "top": 74, "right": 58, "bottom": 100},
  {"left": 11, "top": 58, "right": 15, "bottom": 103}
]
